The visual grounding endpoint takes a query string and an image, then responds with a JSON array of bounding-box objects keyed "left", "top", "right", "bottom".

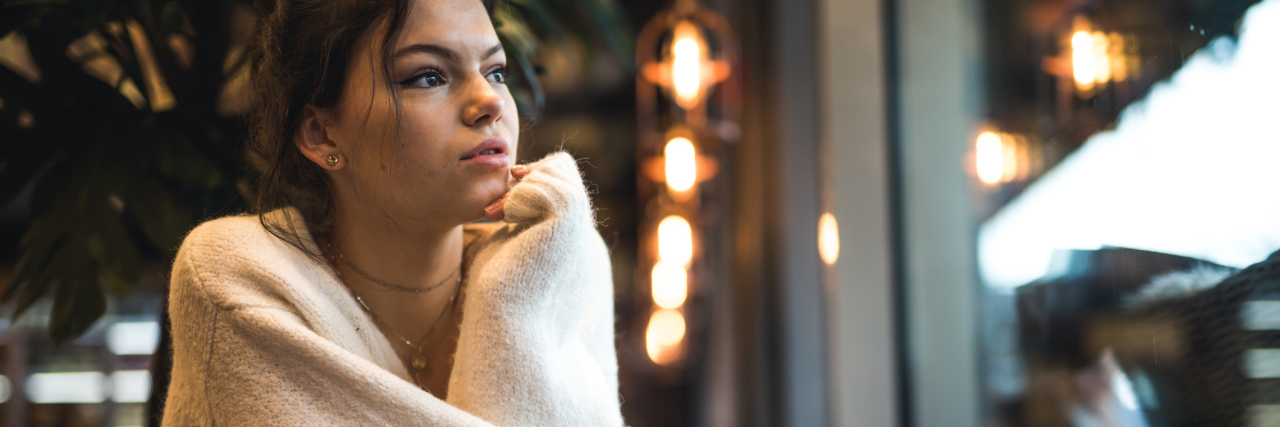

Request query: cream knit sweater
[{"left": 162, "top": 152, "right": 623, "bottom": 426}]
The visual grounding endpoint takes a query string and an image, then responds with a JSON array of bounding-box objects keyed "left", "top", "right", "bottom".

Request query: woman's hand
[
  {"left": 448, "top": 152, "right": 622, "bottom": 426},
  {"left": 482, "top": 165, "right": 530, "bottom": 221}
]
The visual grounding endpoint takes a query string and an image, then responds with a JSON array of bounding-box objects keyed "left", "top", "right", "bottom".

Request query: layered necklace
[
  {"left": 338, "top": 251, "right": 460, "bottom": 294},
  {"left": 330, "top": 244, "right": 463, "bottom": 374}
]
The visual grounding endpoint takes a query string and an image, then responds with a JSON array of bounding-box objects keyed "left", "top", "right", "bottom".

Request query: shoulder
[
  {"left": 177, "top": 212, "right": 307, "bottom": 269},
  {"left": 178, "top": 208, "right": 317, "bottom": 259},
  {"left": 172, "top": 209, "right": 324, "bottom": 311},
  {"left": 181, "top": 213, "right": 273, "bottom": 251}
]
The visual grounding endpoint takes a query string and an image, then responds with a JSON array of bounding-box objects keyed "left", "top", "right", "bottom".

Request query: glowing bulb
[
  {"left": 646, "top": 309, "right": 686, "bottom": 364},
  {"left": 672, "top": 22, "right": 703, "bottom": 109},
  {"left": 1092, "top": 32, "right": 1111, "bottom": 84},
  {"left": 1002, "top": 134, "right": 1019, "bottom": 183},
  {"left": 665, "top": 137, "right": 698, "bottom": 192},
  {"left": 657, "top": 216, "right": 693, "bottom": 265},
  {"left": 1072, "top": 30, "right": 1097, "bottom": 89},
  {"left": 818, "top": 213, "right": 840, "bottom": 265},
  {"left": 976, "top": 131, "right": 1005, "bottom": 184},
  {"left": 651, "top": 261, "right": 688, "bottom": 309}
]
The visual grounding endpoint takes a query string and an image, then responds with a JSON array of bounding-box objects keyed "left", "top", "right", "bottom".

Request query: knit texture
[{"left": 162, "top": 152, "right": 622, "bottom": 426}]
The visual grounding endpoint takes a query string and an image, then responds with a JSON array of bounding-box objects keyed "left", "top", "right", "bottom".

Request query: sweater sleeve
[
  {"left": 447, "top": 152, "right": 624, "bottom": 427},
  {"left": 163, "top": 226, "right": 496, "bottom": 427}
]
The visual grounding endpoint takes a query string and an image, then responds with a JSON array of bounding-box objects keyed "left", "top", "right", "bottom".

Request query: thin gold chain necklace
[
  {"left": 350, "top": 283, "right": 459, "bottom": 371},
  {"left": 335, "top": 252, "right": 460, "bottom": 293},
  {"left": 327, "top": 242, "right": 463, "bottom": 372}
]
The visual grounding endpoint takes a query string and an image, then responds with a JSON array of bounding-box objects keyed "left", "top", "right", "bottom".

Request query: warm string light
[
  {"left": 1071, "top": 30, "right": 1098, "bottom": 90},
  {"left": 818, "top": 213, "right": 840, "bottom": 265},
  {"left": 657, "top": 216, "right": 694, "bottom": 265},
  {"left": 976, "top": 130, "right": 1033, "bottom": 185},
  {"left": 664, "top": 137, "right": 698, "bottom": 192},
  {"left": 638, "top": 6, "right": 736, "bottom": 367},
  {"left": 1092, "top": 32, "right": 1112, "bottom": 84},
  {"left": 651, "top": 261, "right": 688, "bottom": 309},
  {"left": 649, "top": 215, "right": 693, "bottom": 364},
  {"left": 671, "top": 22, "right": 704, "bottom": 109},
  {"left": 1069, "top": 17, "right": 1133, "bottom": 94},
  {"left": 644, "top": 22, "right": 703, "bottom": 363},
  {"left": 646, "top": 309, "right": 686, "bottom": 365},
  {"left": 976, "top": 131, "right": 1006, "bottom": 184}
]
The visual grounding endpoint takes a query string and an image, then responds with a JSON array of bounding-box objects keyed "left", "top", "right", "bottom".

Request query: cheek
[
  {"left": 391, "top": 104, "right": 454, "bottom": 169},
  {"left": 335, "top": 93, "right": 402, "bottom": 164}
]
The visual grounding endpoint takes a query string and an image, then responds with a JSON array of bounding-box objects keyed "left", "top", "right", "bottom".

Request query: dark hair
[{"left": 246, "top": 0, "right": 498, "bottom": 259}]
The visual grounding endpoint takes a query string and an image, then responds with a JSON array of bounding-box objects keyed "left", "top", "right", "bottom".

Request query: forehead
[{"left": 396, "top": 0, "right": 497, "bottom": 51}]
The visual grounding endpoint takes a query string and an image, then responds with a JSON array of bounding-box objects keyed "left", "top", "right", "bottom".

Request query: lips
[
  {"left": 459, "top": 138, "right": 511, "bottom": 169},
  {"left": 460, "top": 138, "right": 509, "bottom": 161}
]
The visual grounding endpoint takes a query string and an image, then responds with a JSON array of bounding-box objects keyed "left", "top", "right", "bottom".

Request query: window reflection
[
  {"left": 980, "top": 0, "right": 1280, "bottom": 290},
  {"left": 980, "top": 0, "right": 1280, "bottom": 425}
]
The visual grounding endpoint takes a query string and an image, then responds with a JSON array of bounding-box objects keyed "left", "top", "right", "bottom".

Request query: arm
[{"left": 447, "top": 152, "right": 623, "bottom": 427}]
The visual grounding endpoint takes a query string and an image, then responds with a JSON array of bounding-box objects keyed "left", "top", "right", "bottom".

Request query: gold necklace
[
  {"left": 327, "top": 243, "right": 463, "bottom": 371},
  {"left": 350, "top": 285, "right": 459, "bottom": 370},
  {"left": 335, "top": 252, "right": 460, "bottom": 293},
  {"left": 326, "top": 234, "right": 477, "bottom": 375}
]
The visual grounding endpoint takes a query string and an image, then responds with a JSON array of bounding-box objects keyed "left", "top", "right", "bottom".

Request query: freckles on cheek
[
  {"left": 390, "top": 134, "right": 452, "bottom": 179},
  {"left": 388, "top": 103, "right": 452, "bottom": 170}
]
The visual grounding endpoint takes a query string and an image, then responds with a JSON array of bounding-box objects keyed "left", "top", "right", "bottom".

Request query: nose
[{"left": 461, "top": 75, "right": 505, "bottom": 128}]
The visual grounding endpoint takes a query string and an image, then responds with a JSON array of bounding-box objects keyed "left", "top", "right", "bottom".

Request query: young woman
[{"left": 161, "top": 0, "right": 622, "bottom": 425}]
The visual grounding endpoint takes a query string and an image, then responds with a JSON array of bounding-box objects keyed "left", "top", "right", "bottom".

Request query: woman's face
[{"left": 321, "top": 0, "right": 519, "bottom": 229}]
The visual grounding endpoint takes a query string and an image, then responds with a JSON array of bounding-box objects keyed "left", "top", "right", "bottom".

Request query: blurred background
[{"left": 1, "top": 0, "right": 1278, "bottom": 425}]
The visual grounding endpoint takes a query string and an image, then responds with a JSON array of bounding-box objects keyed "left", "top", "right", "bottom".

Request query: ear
[{"left": 294, "top": 106, "right": 344, "bottom": 169}]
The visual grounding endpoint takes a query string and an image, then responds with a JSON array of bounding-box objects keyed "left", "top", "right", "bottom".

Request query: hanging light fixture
[
  {"left": 1051, "top": 15, "right": 1139, "bottom": 99},
  {"left": 636, "top": 0, "right": 737, "bottom": 367}
]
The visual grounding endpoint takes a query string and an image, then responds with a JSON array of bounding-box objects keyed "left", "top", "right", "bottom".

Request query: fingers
[
  {"left": 483, "top": 166, "right": 529, "bottom": 222},
  {"left": 511, "top": 165, "right": 530, "bottom": 180},
  {"left": 483, "top": 193, "right": 508, "bottom": 221}
]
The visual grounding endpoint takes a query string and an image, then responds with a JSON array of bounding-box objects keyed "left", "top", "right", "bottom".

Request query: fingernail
[
  {"left": 484, "top": 205, "right": 503, "bottom": 221},
  {"left": 512, "top": 165, "right": 528, "bottom": 174}
]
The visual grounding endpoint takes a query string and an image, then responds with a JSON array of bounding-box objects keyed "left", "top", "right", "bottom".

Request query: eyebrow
[{"left": 392, "top": 43, "right": 504, "bottom": 63}]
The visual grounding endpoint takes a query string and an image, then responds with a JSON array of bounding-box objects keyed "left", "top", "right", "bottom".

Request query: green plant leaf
[
  {"left": 26, "top": 156, "right": 74, "bottom": 218},
  {"left": 498, "top": 31, "right": 544, "bottom": 114},
  {"left": 88, "top": 201, "right": 142, "bottom": 294},
  {"left": 13, "top": 275, "right": 49, "bottom": 321},
  {"left": 4, "top": 222, "right": 64, "bottom": 301},
  {"left": 505, "top": 0, "right": 569, "bottom": 46},
  {"left": 49, "top": 242, "right": 106, "bottom": 344},
  {"left": 578, "top": 0, "right": 634, "bottom": 69},
  {"left": 124, "top": 172, "right": 192, "bottom": 253},
  {"left": 494, "top": 6, "right": 540, "bottom": 58},
  {"left": 14, "top": 225, "right": 83, "bottom": 323},
  {"left": 97, "top": 22, "right": 153, "bottom": 109},
  {"left": 0, "top": 148, "right": 56, "bottom": 209},
  {"left": 156, "top": 1, "right": 187, "bottom": 36},
  {"left": 149, "top": 122, "right": 225, "bottom": 189}
]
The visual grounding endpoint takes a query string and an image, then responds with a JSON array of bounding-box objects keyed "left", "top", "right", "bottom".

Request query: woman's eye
[
  {"left": 487, "top": 67, "right": 510, "bottom": 84},
  {"left": 401, "top": 70, "right": 446, "bottom": 88}
]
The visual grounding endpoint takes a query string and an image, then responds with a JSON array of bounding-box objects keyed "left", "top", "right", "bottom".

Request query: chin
[{"left": 462, "top": 177, "right": 510, "bottom": 215}]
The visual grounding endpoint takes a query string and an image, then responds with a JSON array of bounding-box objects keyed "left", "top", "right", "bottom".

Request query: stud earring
[{"left": 326, "top": 155, "right": 339, "bottom": 166}]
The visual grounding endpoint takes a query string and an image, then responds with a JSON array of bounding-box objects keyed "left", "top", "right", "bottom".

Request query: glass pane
[{"left": 977, "top": 0, "right": 1280, "bottom": 425}]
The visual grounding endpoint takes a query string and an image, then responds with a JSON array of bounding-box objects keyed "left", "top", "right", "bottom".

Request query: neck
[{"left": 329, "top": 203, "right": 464, "bottom": 293}]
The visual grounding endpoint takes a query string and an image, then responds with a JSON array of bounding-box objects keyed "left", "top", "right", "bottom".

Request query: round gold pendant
[{"left": 412, "top": 354, "right": 427, "bottom": 370}]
